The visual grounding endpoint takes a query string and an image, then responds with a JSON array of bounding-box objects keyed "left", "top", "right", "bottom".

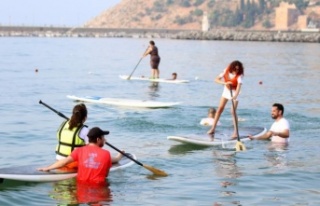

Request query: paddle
[
  {"left": 127, "top": 57, "right": 143, "bottom": 80},
  {"left": 105, "top": 142, "right": 167, "bottom": 176},
  {"left": 127, "top": 47, "right": 149, "bottom": 80},
  {"left": 39, "top": 100, "right": 168, "bottom": 176},
  {"left": 229, "top": 89, "right": 246, "bottom": 151},
  {"left": 39, "top": 100, "right": 69, "bottom": 119}
]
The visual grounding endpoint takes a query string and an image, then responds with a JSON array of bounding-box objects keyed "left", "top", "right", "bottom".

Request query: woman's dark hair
[
  {"left": 149, "top": 40, "right": 155, "bottom": 45},
  {"left": 227, "top": 60, "right": 244, "bottom": 76},
  {"left": 69, "top": 104, "right": 87, "bottom": 129}
]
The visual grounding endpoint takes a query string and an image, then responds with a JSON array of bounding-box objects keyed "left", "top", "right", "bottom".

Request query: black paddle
[
  {"left": 229, "top": 90, "right": 246, "bottom": 151},
  {"left": 127, "top": 57, "right": 143, "bottom": 80},
  {"left": 39, "top": 100, "right": 168, "bottom": 176},
  {"left": 104, "top": 142, "right": 167, "bottom": 176},
  {"left": 126, "top": 47, "right": 149, "bottom": 80},
  {"left": 39, "top": 100, "right": 69, "bottom": 119}
]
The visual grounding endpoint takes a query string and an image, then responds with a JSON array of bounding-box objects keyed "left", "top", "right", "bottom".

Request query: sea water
[{"left": 0, "top": 37, "right": 319, "bottom": 205}]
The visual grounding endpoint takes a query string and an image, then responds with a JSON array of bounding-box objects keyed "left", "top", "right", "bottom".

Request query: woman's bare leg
[{"left": 207, "top": 97, "right": 228, "bottom": 135}]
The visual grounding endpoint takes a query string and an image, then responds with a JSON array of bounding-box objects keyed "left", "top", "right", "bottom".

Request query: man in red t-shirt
[{"left": 38, "top": 127, "right": 123, "bottom": 184}]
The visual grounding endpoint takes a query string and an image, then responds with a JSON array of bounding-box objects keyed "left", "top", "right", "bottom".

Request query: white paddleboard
[
  {"left": 119, "top": 75, "right": 189, "bottom": 84},
  {"left": 67, "top": 95, "right": 181, "bottom": 108},
  {"left": 167, "top": 127, "right": 267, "bottom": 146},
  {"left": 0, "top": 153, "right": 136, "bottom": 182}
]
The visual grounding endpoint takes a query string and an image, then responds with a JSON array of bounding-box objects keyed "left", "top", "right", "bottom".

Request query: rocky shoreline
[{"left": 0, "top": 26, "right": 319, "bottom": 43}]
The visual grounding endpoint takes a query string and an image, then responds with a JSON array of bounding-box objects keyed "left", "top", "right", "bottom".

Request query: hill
[{"left": 84, "top": 0, "right": 320, "bottom": 30}]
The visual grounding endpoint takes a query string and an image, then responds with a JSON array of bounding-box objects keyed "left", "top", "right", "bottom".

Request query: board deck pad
[
  {"left": 0, "top": 153, "right": 135, "bottom": 182},
  {"left": 119, "top": 75, "right": 189, "bottom": 84},
  {"left": 67, "top": 95, "right": 181, "bottom": 108},
  {"left": 167, "top": 126, "right": 267, "bottom": 146}
]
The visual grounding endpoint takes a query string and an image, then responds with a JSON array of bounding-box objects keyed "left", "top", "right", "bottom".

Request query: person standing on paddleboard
[
  {"left": 55, "top": 103, "right": 89, "bottom": 169},
  {"left": 249, "top": 103, "right": 290, "bottom": 143},
  {"left": 38, "top": 127, "right": 123, "bottom": 184},
  {"left": 207, "top": 60, "right": 244, "bottom": 139},
  {"left": 143, "top": 40, "right": 160, "bottom": 79}
]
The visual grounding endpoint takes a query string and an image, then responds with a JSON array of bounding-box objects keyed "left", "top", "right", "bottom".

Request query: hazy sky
[{"left": 0, "top": 0, "right": 120, "bottom": 27}]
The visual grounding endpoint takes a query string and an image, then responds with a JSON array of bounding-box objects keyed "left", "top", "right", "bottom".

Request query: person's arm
[
  {"left": 232, "top": 83, "right": 242, "bottom": 100},
  {"left": 38, "top": 156, "right": 74, "bottom": 172},
  {"left": 79, "top": 126, "right": 89, "bottom": 144},
  {"left": 111, "top": 152, "right": 124, "bottom": 163},
  {"left": 214, "top": 74, "right": 225, "bottom": 85},
  {"left": 143, "top": 47, "right": 152, "bottom": 57},
  {"left": 270, "top": 129, "right": 290, "bottom": 138},
  {"left": 249, "top": 130, "right": 272, "bottom": 140}
]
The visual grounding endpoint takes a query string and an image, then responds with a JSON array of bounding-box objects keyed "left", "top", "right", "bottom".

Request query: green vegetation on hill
[
  {"left": 86, "top": 0, "right": 320, "bottom": 30},
  {"left": 147, "top": 0, "right": 316, "bottom": 29}
]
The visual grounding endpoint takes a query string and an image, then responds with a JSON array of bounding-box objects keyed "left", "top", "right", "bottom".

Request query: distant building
[
  {"left": 297, "top": 15, "right": 308, "bottom": 28},
  {"left": 275, "top": 2, "right": 300, "bottom": 30}
]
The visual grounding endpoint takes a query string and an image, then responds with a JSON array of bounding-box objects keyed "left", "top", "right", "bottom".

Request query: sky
[{"left": 0, "top": 0, "right": 120, "bottom": 27}]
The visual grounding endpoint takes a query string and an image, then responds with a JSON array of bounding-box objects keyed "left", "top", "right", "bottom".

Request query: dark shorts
[{"left": 150, "top": 56, "right": 160, "bottom": 69}]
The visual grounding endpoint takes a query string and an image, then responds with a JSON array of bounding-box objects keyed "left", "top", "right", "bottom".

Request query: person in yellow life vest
[
  {"left": 207, "top": 60, "right": 244, "bottom": 139},
  {"left": 56, "top": 103, "right": 89, "bottom": 169}
]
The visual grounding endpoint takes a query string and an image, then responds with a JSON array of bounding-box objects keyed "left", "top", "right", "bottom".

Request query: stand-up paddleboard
[
  {"left": 0, "top": 153, "right": 136, "bottom": 183},
  {"left": 67, "top": 95, "right": 181, "bottom": 108},
  {"left": 167, "top": 127, "right": 267, "bottom": 146},
  {"left": 119, "top": 75, "right": 189, "bottom": 84}
]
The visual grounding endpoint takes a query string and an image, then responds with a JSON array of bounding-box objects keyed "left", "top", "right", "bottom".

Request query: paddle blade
[
  {"left": 235, "top": 141, "right": 246, "bottom": 151},
  {"left": 143, "top": 164, "right": 168, "bottom": 177}
]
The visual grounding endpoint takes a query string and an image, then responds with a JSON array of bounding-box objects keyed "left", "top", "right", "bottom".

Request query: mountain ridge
[{"left": 84, "top": 0, "right": 320, "bottom": 30}]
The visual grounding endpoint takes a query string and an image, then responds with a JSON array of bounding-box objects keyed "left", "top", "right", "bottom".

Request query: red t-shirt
[{"left": 71, "top": 145, "right": 112, "bottom": 184}]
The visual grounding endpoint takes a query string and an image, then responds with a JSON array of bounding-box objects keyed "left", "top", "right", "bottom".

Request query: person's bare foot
[
  {"left": 230, "top": 133, "right": 238, "bottom": 140},
  {"left": 209, "top": 135, "right": 214, "bottom": 141},
  {"left": 207, "top": 129, "right": 215, "bottom": 135},
  {"left": 207, "top": 132, "right": 215, "bottom": 141}
]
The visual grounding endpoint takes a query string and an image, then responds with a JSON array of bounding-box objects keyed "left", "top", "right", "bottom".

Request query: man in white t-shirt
[{"left": 249, "top": 103, "right": 290, "bottom": 143}]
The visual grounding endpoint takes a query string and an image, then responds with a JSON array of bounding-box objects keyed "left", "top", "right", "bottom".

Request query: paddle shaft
[
  {"left": 39, "top": 100, "right": 69, "bottom": 120},
  {"left": 127, "top": 57, "right": 143, "bottom": 80},
  {"left": 105, "top": 142, "right": 143, "bottom": 167},
  {"left": 40, "top": 100, "right": 143, "bottom": 167},
  {"left": 229, "top": 89, "right": 241, "bottom": 141},
  {"left": 127, "top": 47, "right": 149, "bottom": 80}
]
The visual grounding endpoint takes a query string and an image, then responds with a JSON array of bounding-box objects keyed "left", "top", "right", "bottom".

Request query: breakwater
[{"left": 1, "top": 26, "right": 319, "bottom": 43}]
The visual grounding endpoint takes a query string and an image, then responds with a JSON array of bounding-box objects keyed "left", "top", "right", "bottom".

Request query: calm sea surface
[{"left": 0, "top": 37, "right": 319, "bottom": 206}]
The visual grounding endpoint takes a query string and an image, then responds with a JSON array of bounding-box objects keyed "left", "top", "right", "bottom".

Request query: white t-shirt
[
  {"left": 200, "top": 118, "right": 221, "bottom": 126},
  {"left": 270, "top": 118, "right": 290, "bottom": 143},
  {"left": 219, "top": 69, "right": 243, "bottom": 100}
]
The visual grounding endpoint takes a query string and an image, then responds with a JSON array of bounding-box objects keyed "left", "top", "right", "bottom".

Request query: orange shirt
[{"left": 71, "top": 145, "right": 112, "bottom": 184}]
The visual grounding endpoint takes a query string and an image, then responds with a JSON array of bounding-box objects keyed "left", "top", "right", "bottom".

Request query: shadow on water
[
  {"left": 210, "top": 148, "right": 242, "bottom": 204},
  {"left": 148, "top": 82, "right": 160, "bottom": 99},
  {"left": 168, "top": 143, "right": 211, "bottom": 155},
  {"left": 0, "top": 179, "right": 41, "bottom": 190},
  {"left": 263, "top": 142, "right": 290, "bottom": 173},
  {"left": 146, "top": 174, "right": 169, "bottom": 180}
]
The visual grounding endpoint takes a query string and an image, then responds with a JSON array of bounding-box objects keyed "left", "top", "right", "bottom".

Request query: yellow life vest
[{"left": 56, "top": 121, "right": 87, "bottom": 157}]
